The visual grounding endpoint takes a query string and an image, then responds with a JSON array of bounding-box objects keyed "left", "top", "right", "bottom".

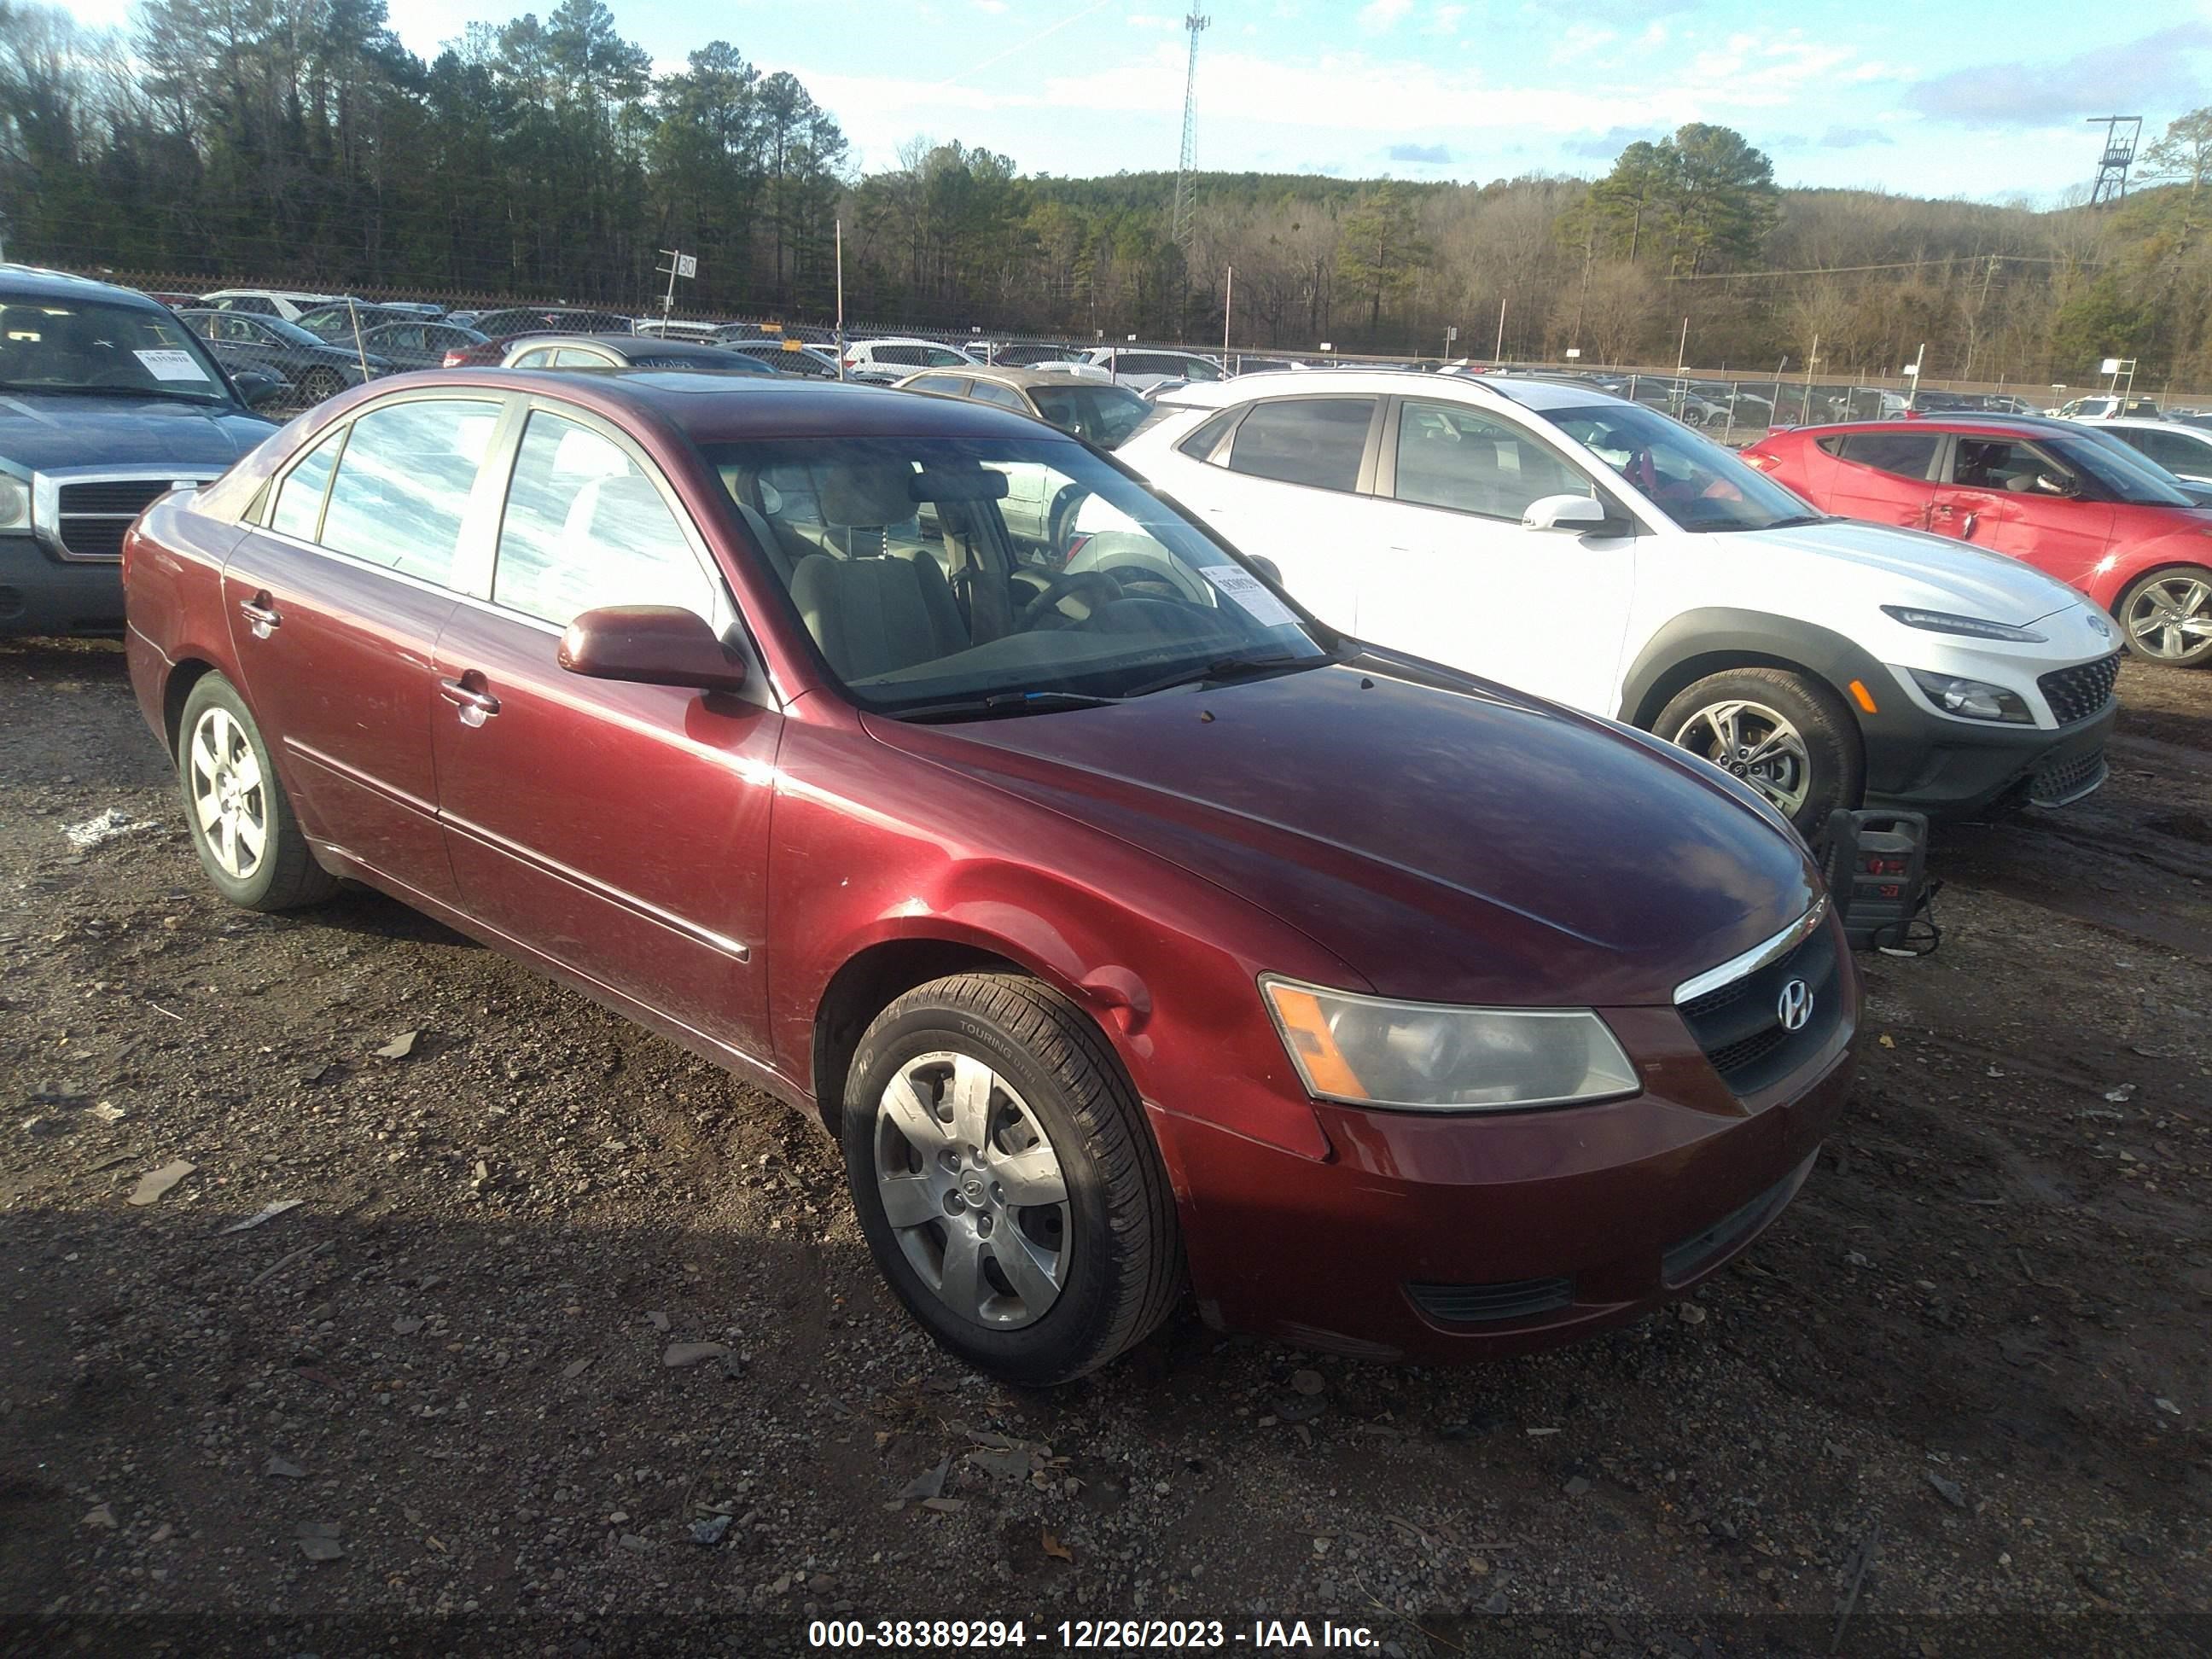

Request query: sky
[{"left": 73, "top": 0, "right": 2212, "bottom": 202}]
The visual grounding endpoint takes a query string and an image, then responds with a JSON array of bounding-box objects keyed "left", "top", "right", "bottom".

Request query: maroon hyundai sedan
[{"left": 120, "top": 369, "right": 1858, "bottom": 1383}]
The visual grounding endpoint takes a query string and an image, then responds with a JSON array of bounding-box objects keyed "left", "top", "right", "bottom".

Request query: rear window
[
  {"left": 1225, "top": 399, "right": 1375, "bottom": 493},
  {"left": 1828, "top": 431, "right": 1940, "bottom": 479}
]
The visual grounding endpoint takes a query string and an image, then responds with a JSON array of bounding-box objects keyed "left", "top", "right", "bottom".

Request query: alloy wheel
[
  {"left": 187, "top": 706, "right": 268, "bottom": 880},
  {"left": 1671, "top": 698, "right": 1813, "bottom": 818},
  {"left": 873, "top": 1051, "right": 1071, "bottom": 1330},
  {"left": 2123, "top": 574, "right": 2212, "bottom": 661}
]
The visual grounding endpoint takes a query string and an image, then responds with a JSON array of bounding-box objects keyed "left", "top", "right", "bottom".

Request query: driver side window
[
  {"left": 1952, "top": 439, "right": 2069, "bottom": 494},
  {"left": 1392, "top": 401, "right": 1593, "bottom": 520}
]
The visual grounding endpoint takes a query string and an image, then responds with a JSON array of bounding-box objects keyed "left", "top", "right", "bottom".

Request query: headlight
[
  {"left": 1260, "top": 977, "right": 1639, "bottom": 1111},
  {"left": 1907, "top": 669, "right": 2034, "bottom": 724},
  {"left": 0, "top": 475, "right": 28, "bottom": 533},
  {"left": 1881, "top": 605, "right": 2046, "bottom": 643}
]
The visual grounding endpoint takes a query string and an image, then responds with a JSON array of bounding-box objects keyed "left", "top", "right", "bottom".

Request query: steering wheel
[
  {"left": 1630, "top": 447, "right": 1662, "bottom": 495},
  {"left": 1019, "top": 569, "right": 1125, "bottom": 629}
]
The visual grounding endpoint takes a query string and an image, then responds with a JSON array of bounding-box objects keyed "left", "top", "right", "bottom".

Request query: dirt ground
[{"left": 1, "top": 637, "right": 2208, "bottom": 1658}]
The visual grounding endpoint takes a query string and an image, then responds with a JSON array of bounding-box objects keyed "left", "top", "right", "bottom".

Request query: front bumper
[
  {"left": 1150, "top": 971, "right": 1858, "bottom": 1363},
  {"left": 1861, "top": 690, "right": 2116, "bottom": 818},
  {"left": 0, "top": 538, "right": 123, "bottom": 635}
]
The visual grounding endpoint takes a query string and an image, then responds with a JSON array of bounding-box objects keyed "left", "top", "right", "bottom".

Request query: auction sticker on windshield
[
  {"left": 1202, "top": 566, "right": 1299, "bottom": 630},
  {"left": 135, "top": 349, "right": 209, "bottom": 381}
]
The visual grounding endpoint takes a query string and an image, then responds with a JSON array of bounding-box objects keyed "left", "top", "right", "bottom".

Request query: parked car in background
[
  {"left": 1627, "top": 380, "right": 1728, "bottom": 428},
  {"left": 2046, "top": 394, "right": 2162, "bottom": 420},
  {"left": 352, "top": 320, "right": 492, "bottom": 373},
  {"left": 841, "top": 337, "right": 980, "bottom": 377},
  {"left": 896, "top": 366, "right": 1155, "bottom": 550},
  {"left": 443, "top": 307, "right": 637, "bottom": 366},
  {"left": 1231, "top": 357, "right": 1310, "bottom": 375},
  {"left": 1744, "top": 413, "right": 2212, "bottom": 666},
  {"left": 179, "top": 308, "right": 392, "bottom": 405},
  {"left": 1078, "top": 346, "right": 1225, "bottom": 393},
  {"left": 0, "top": 265, "right": 276, "bottom": 634},
  {"left": 498, "top": 335, "right": 781, "bottom": 375},
  {"left": 140, "top": 290, "right": 204, "bottom": 311},
  {"left": 292, "top": 300, "right": 425, "bottom": 341},
  {"left": 2095, "top": 417, "right": 2212, "bottom": 486},
  {"left": 201, "top": 288, "right": 330, "bottom": 323},
  {"left": 122, "top": 366, "right": 1859, "bottom": 1382},
  {"left": 722, "top": 340, "right": 841, "bottom": 378},
  {"left": 632, "top": 318, "right": 722, "bottom": 341},
  {"left": 1121, "top": 372, "right": 2122, "bottom": 832},
  {"left": 985, "top": 343, "right": 1086, "bottom": 369}
]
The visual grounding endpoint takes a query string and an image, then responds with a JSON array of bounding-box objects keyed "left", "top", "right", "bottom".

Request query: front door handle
[
  {"left": 238, "top": 594, "right": 281, "bottom": 637},
  {"left": 438, "top": 674, "right": 501, "bottom": 727},
  {"left": 1959, "top": 511, "right": 1979, "bottom": 538}
]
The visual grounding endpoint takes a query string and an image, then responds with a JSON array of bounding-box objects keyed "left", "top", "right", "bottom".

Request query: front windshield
[
  {"left": 2043, "top": 431, "right": 2197, "bottom": 507},
  {"left": 1028, "top": 385, "right": 1149, "bottom": 449},
  {"left": 1538, "top": 400, "right": 1819, "bottom": 532},
  {"left": 0, "top": 297, "right": 234, "bottom": 403},
  {"left": 699, "top": 434, "right": 1327, "bottom": 716}
]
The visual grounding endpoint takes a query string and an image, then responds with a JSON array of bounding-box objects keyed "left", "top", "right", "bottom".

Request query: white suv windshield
[
  {"left": 701, "top": 434, "right": 1327, "bottom": 718},
  {"left": 1538, "top": 401, "right": 1822, "bottom": 533}
]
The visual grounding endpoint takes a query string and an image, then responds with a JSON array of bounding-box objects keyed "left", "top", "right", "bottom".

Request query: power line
[{"left": 1663, "top": 252, "right": 2087, "bottom": 282}]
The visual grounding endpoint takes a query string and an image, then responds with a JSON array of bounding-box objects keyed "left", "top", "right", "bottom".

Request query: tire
[
  {"left": 2116, "top": 565, "right": 2212, "bottom": 667},
  {"left": 176, "top": 673, "right": 337, "bottom": 911},
  {"left": 297, "top": 367, "right": 346, "bottom": 405},
  {"left": 1654, "top": 667, "right": 1864, "bottom": 841},
  {"left": 1045, "top": 486, "right": 1089, "bottom": 557},
  {"left": 840, "top": 973, "right": 1182, "bottom": 1386}
]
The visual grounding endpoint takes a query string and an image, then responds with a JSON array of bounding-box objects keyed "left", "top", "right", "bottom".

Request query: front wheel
[
  {"left": 841, "top": 973, "right": 1181, "bottom": 1386},
  {"left": 297, "top": 367, "right": 346, "bottom": 405},
  {"left": 1655, "top": 667, "right": 1863, "bottom": 841},
  {"left": 2117, "top": 565, "right": 2212, "bottom": 666},
  {"left": 176, "top": 674, "right": 337, "bottom": 911}
]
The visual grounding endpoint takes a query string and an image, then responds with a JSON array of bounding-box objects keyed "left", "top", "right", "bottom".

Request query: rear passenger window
[
  {"left": 1179, "top": 407, "right": 1242, "bottom": 462},
  {"left": 270, "top": 427, "right": 343, "bottom": 541},
  {"left": 967, "top": 380, "right": 1027, "bottom": 411},
  {"left": 319, "top": 399, "right": 498, "bottom": 585},
  {"left": 909, "top": 375, "right": 969, "bottom": 396},
  {"left": 1837, "top": 431, "right": 1940, "bottom": 479},
  {"left": 1225, "top": 399, "right": 1375, "bottom": 493},
  {"left": 492, "top": 412, "right": 717, "bottom": 628}
]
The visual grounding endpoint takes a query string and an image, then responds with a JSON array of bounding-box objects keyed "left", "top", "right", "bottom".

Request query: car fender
[
  {"left": 2088, "top": 531, "right": 2212, "bottom": 611},
  {"left": 1616, "top": 608, "right": 1886, "bottom": 732}
]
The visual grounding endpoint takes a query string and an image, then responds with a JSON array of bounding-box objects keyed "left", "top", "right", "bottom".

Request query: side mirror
[
  {"left": 557, "top": 605, "right": 748, "bottom": 695},
  {"left": 236, "top": 372, "right": 287, "bottom": 410},
  {"left": 1521, "top": 494, "right": 1610, "bottom": 533},
  {"left": 1244, "top": 554, "right": 1284, "bottom": 585}
]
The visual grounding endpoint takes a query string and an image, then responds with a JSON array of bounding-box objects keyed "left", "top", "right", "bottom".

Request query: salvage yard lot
[{"left": 2, "top": 637, "right": 2209, "bottom": 1653}]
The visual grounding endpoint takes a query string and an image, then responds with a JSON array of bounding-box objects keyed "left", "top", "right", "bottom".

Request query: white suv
[
  {"left": 841, "top": 337, "right": 979, "bottom": 377},
  {"left": 1080, "top": 347, "right": 1226, "bottom": 393},
  {"left": 1112, "top": 371, "right": 2121, "bottom": 835}
]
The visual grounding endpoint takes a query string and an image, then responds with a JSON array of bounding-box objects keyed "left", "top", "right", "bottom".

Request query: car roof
[
  {"left": 1154, "top": 366, "right": 1624, "bottom": 415},
  {"left": 389, "top": 368, "right": 1068, "bottom": 445},
  {"left": 0, "top": 262, "right": 171, "bottom": 309},
  {"left": 921, "top": 365, "right": 1137, "bottom": 392},
  {"left": 1773, "top": 410, "right": 2108, "bottom": 441},
  {"left": 2100, "top": 416, "right": 2204, "bottom": 434},
  {"left": 512, "top": 333, "right": 754, "bottom": 360}
]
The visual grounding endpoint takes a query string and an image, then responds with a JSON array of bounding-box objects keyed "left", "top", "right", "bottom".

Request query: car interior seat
[{"left": 789, "top": 459, "right": 969, "bottom": 680}]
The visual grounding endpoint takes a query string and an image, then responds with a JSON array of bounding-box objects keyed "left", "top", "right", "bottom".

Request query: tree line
[{"left": 6, "top": 0, "right": 2212, "bottom": 387}]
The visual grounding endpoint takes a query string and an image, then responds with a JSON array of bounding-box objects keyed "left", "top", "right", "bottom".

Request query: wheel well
[
  {"left": 1629, "top": 649, "right": 1840, "bottom": 732},
  {"left": 812, "top": 940, "right": 1027, "bottom": 1136},
  {"left": 162, "top": 658, "right": 219, "bottom": 757},
  {"left": 2110, "top": 560, "right": 2212, "bottom": 612}
]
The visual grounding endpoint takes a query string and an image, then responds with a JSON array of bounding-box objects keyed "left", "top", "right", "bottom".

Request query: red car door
[
  {"left": 220, "top": 395, "right": 509, "bottom": 904},
  {"left": 428, "top": 402, "right": 778, "bottom": 1058},
  {"left": 1815, "top": 428, "right": 1942, "bottom": 527},
  {"left": 1927, "top": 434, "right": 2116, "bottom": 591}
]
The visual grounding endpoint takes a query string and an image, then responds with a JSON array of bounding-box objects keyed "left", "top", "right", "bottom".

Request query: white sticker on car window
[
  {"left": 1201, "top": 566, "right": 1299, "bottom": 629},
  {"left": 136, "top": 349, "right": 210, "bottom": 381}
]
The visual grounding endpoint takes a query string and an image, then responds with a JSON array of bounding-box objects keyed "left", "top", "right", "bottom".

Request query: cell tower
[
  {"left": 2087, "top": 115, "right": 2143, "bottom": 207},
  {"left": 1171, "top": 11, "right": 1209, "bottom": 251}
]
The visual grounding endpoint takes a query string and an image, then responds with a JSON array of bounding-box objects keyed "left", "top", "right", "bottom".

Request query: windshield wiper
[
  {"left": 890, "top": 689, "right": 1126, "bottom": 723},
  {"left": 0, "top": 381, "right": 223, "bottom": 403},
  {"left": 1120, "top": 650, "right": 1326, "bottom": 700}
]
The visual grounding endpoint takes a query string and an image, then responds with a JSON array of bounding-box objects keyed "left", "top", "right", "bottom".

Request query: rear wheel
[
  {"left": 2117, "top": 565, "right": 2212, "bottom": 666},
  {"left": 1656, "top": 667, "right": 1863, "bottom": 841},
  {"left": 297, "top": 366, "right": 346, "bottom": 405},
  {"left": 840, "top": 973, "right": 1181, "bottom": 1386},
  {"left": 177, "top": 674, "right": 336, "bottom": 911}
]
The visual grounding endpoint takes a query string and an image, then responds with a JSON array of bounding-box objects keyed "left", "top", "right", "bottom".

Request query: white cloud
[
  {"left": 1428, "top": 3, "right": 1468, "bottom": 33},
  {"left": 1357, "top": 0, "right": 1412, "bottom": 32},
  {"left": 1550, "top": 22, "right": 1619, "bottom": 65},
  {"left": 973, "top": 0, "right": 1008, "bottom": 12}
]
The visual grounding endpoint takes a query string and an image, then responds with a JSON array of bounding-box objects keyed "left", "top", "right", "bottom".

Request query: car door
[
  {"left": 221, "top": 393, "right": 510, "bottom": 905},
  {"left": 1929, "top": 434, "right": 2116, "bottom": 591},
  {"left": 1814, "top": 428, "right": 1942, "bottom": 527},
  {"left": 2111, "top": 424, "right": 2212, "bottom": 485},
  {"left": 1351, "top": 396, "right": 1635, "bottom": 710},
  {"left": 428, "top": 400, "right": 778, "bottom": 1057},
  {"left": 1167, "top": 394, "right": 1382, "bottom": 633}
]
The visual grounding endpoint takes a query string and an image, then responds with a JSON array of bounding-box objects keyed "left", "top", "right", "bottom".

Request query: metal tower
[
  {"left": 1171, "top": 11, "right": 1209, "bottom": 251},
  {"left": 2087, "top": 115, "right": 2142, "bottom": 207}
]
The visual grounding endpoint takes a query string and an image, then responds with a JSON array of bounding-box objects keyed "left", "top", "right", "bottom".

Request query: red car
[
  {"left": 1743, "top": 415, "right": 2212, "bottom": 667},
  {"left": 121, "top": 369, "right": 1858, "bottom": 1382},
  {"left": 439, "top": 306, "right": 637, "bottom": 367}
]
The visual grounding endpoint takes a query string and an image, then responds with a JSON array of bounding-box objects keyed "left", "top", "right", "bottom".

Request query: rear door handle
[
  {"left": 237, "top": 595, "right": 281, "bottom": 637},
  {"left": 438, "top": 675, "right": 501, "bottom": 726}
]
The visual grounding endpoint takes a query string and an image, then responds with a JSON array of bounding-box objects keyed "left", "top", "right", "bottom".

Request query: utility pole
[
  {"left": 1904, "top": 340, "right": 1926, "bottom": 410},
  {"left": 655, "top": 248, "right": 696, "bottom": 322},
  {"left": 834, "top": 219, "right": 845, "bottom": 381},
  {"left": 1493, "top": 295, "right": 1507, "bottom": 362},
  {"left": 1222, "top": 264, "right": 1233, "bottom": 366}
]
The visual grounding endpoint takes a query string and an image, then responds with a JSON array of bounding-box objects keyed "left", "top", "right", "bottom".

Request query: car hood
[
  {"left": 0, "top": 393, "right": 272, "bottom": 474},
  {"left": 1736, "top": 517, "right": 2086, "bottom": 625},
  {"left": 865, "top": 656, "right": 1819, "bottom": 1008}
]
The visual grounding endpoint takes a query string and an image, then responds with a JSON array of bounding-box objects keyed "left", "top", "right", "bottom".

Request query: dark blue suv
[{"left": 1, "top": 265, "right": 279, "bottom": 634}]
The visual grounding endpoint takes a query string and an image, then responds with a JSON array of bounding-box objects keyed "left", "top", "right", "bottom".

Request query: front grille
[
  {"left": 1679, "top": 923, "right": 1842, "bottom": 1096},
  {"left": 1662, "top": 1169, "right": 1796, "bottom": 1284},
  {"left": 2029, "top": 748, "right": 2108, "bottom": 807},
  {"left": 55, "top": 479, "right": 186, "bottom": 562},
  {"left": 2038, "top": 653, "right": 2120, "bottom": 725},
  {"left": 1407, "top": 1277, "right": 1575, "bottom": 1326}
]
